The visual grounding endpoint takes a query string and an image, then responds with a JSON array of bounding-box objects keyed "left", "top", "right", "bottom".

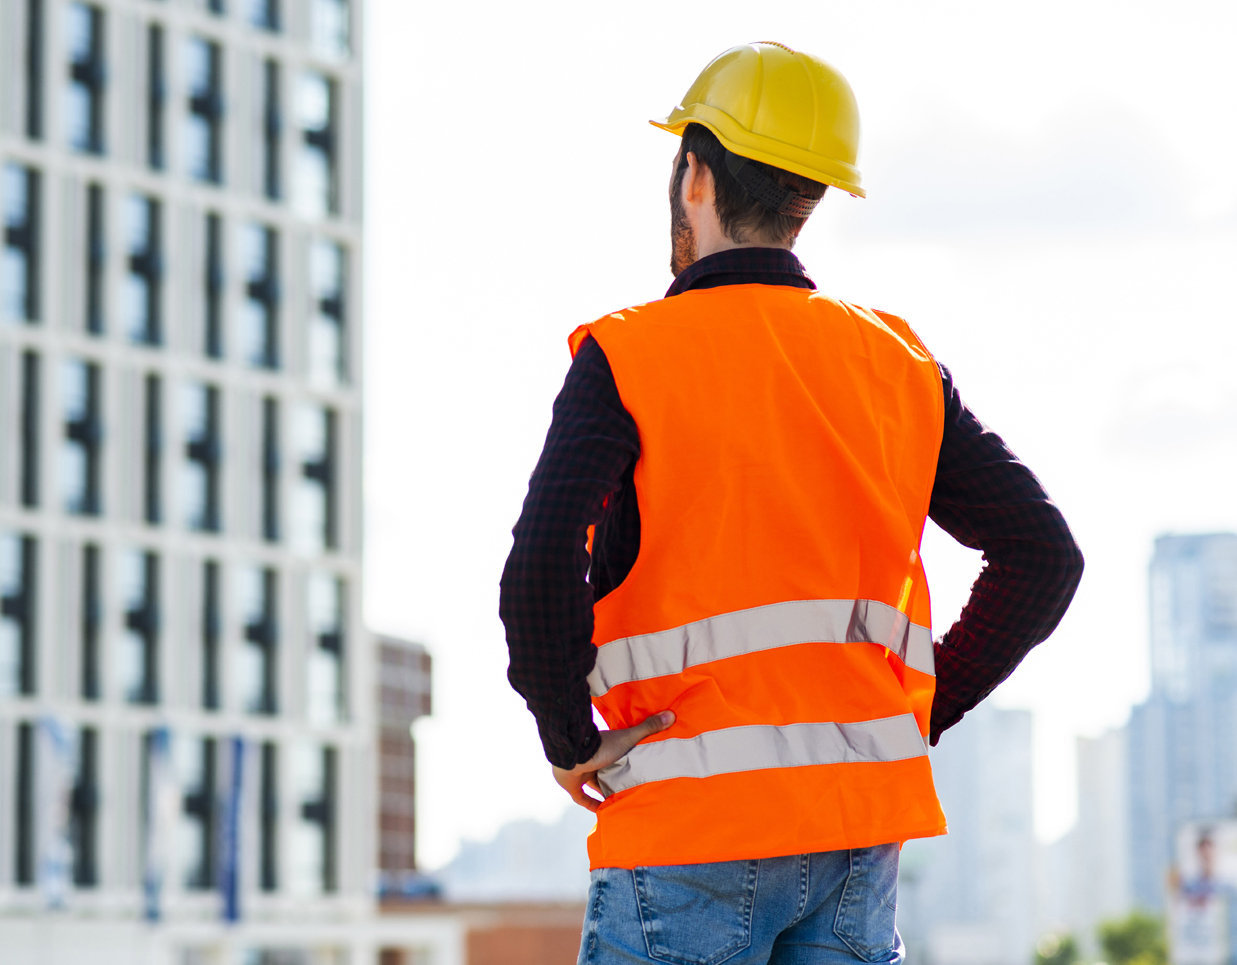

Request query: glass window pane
[
  {"left": 65, "top": 4, "right": 104, "bottom": 153},
  {"left": 179, "top": 383, "right": 219, "bottom": 531},
  {"left": 310, "top": 0, "right": 349, "bottom": 58},
  {"left": 235, "top": 567, "right": 275, "bottom": 714},
  {"left": 117, "top": 549, "right": 150, "bottom": 701},
  {"left": 291, "top": 407, "right": 327, "bottom": 552},
  {"left": 308, "top": 241, "right": 344, "bottom": 386},
  {"left": 246, "top": 0, "right": 279, "bottom": 30},
  {"left": 2, "top": 164, "right": 37, "bottom": 323},
  {"left": 306, "top": 574, "right": 343, "bottom": 724},
  {"left": 0, "top": 534, "right": 23, "bottom": 697},
  {"left": 288, "top": 742, "right": 326, "bottom": 895},
  {"left": 180, "top": 385, "right": 205, "bottom": 527},
  {"left": 238, "top": 224, "right": 274, "bottom": 366},
  {"left": 123, "top": 195, "right": 159, "bottom": 344},
  {"left": 61, "top": 360, "right": 89, "bottom": 512},
  {"left": 294, "top": 74, "right": 334, "bottom": 219},
  {"left": 184, "top": 38, "right": 221, "bottom": 183}
]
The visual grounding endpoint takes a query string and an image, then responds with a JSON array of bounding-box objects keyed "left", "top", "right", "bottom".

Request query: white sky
[{"left": 360, "top": 1, "right": 1237, "bottom": 870}]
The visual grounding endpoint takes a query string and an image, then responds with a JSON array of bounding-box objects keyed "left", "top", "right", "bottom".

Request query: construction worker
[{"left": 500, "top": 42, "right": 1083, "bottom": 965}]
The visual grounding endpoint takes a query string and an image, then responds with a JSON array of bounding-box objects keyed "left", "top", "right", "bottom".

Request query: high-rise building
[
  {"left": 1057, "top": 727, "right": 1130, "bottom": 950},
  {"left": 1128, "top": 533, "right": 1237, "bottom": 910},
  {"left": 0, "top": 1, "right": 381, "bottom": 961}
]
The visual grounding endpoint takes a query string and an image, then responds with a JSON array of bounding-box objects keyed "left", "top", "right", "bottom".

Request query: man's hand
[{"left": 553, "top": 710, "right": 675, "bottom": 813}]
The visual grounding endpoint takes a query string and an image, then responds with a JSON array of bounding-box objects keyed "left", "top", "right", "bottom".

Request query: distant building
[
  {"left": 1128, "top": 533, "right": 1237, "bottom": 911},
  {"left": 437, "top": 807, "right": 594, "bottom": 904},
  {"left": 376, "top": 635, "right": 432, "bottom": 889},
  {"left": 1056, "top": 726, "right": 1130, "bottom": 950},
  {"left": 899, "top": 703, "right": 1036, "bottom": 965}
]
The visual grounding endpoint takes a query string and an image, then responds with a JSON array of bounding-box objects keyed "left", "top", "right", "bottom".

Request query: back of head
[{"left": 677, "top": 123, "right": 826, "bottom": 247}]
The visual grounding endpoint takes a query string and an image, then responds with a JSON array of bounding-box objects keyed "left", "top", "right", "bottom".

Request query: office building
[{"left": 0, "top": 0, "right": 424, "bottom": 961}]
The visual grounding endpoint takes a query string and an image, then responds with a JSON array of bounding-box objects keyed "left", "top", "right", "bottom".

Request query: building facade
[{"left": 0, "top": 1, "right": 422, "bottom": 961}]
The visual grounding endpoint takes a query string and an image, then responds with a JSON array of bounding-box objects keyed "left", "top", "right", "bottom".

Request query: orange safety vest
[{"left": 568, "top": 283, "right": 949, "bottom": 870}]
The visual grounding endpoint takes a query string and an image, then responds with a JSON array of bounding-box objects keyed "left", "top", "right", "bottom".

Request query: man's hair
[{"left": 677, "top": 123, "right": 827, "bottom": 247}]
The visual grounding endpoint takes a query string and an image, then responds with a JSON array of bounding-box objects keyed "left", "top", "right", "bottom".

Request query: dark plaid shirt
[{"left": 500, "top": 248, "right": 1083, "bottom": 769}]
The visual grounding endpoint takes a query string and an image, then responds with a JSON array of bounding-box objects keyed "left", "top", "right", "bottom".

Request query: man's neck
[{"left": 695, "top": 234, "right": 792, "bottom": 261}]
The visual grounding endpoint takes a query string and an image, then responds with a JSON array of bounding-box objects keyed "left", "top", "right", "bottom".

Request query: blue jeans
[{"left": 577, "top": 845, "right": 904, "bottom": 965}]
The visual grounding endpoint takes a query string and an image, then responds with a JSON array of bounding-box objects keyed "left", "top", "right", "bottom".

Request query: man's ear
[{"left": 683, "top": 151, "right": 714, "bottom": 206}]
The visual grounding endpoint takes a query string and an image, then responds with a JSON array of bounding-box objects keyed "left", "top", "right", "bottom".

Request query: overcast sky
[{"left": 360, "top": 1, "right": 1237, "bottom": 870}]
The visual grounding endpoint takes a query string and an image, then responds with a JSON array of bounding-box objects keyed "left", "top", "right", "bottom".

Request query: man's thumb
[{"left": 645, "top": 710, "right": 675, "bottom": 733}]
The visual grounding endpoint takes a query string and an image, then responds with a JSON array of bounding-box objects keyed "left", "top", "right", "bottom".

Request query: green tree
[
  {"left": 1097, "top": 910, "right": 1167, "bottom": 965},
  {"left": 1035, "top": 932, "right": 1083, "bottom": 965}
]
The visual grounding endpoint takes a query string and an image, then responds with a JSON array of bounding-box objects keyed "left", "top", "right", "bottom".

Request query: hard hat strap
[{"left": 724, "top": 153, "right": 821, "bottom": 218}]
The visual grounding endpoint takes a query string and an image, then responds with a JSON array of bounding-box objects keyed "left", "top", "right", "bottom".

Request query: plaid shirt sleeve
[
  {"left": 927, "top": 364, "right": 1084, "bottom": 743},
  {"left": 499, "top": 336, "right": 638, "bottom": 769}
]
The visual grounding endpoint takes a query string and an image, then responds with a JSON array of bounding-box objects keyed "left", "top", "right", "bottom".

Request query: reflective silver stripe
[
  {"left": 588, "top": 598, "right": 932, "bottom": 697},
  {"left": 597, "top": 714, "right": 928, "bottom": 797}
]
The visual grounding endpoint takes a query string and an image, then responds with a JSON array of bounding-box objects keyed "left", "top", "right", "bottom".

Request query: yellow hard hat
[{"left": 651, "top": 42, "right": 865, "bottom": 198}]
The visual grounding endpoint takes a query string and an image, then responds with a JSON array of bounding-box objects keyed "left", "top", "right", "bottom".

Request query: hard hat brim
[{"left": 650, "top": 114, "right": 866, "bottom": 199}]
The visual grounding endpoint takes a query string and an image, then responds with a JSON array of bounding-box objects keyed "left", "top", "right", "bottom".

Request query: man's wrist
[{"left": 543, "top": 721, "right": 602, "bottom": 770}]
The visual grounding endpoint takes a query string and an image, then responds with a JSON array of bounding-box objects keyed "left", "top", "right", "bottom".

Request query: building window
[
  {"left": 71, "top": 727, "right": 99, "bottom": 887},
  {"left": 294, "top": 73, "right": 337, "bottom": 218},
  {"left": 310, "top": 0, "right": 349, "bottom": 58},
  {"left": 237, "top": 566, "right": 277, "bottom": 714},
  {"left": 21, "top": 351, "right": 39, "bottom": 508},
  {"left": 290, "top": 743, "right": 336, "bottom": 894},
  {"left": 178, "top": 736, "right": 217, "bottom": 890},
  {"left": 293, "top": 407, "right": 337, "bottom": 552},
  {"left": 0, "top": 534, "right": 37, "bottom": 697},
  {"left": 144, "top": 374, "right": 162, "bottom": 524},
  {"left": 85, "top": 183, "right": 105, "bottom": 334},
  {"left": 119, "top": 549, "right": 159, "bottom": 704},
  {"left": 262, "top": 60, "right": 281, "bottom": 200},
  {"left": 147, "top": 24, "right": 166, "bottom": 170},
  {"left": 185, "top": 37, "right": 223, "bottom": 183},
  {"left": 307, "top": 574, "right": 345, "bottom": 725},
  {"left": 308, "top": 241, "right": 346, "bottom": 385},
  {"left": 15, "top": 722, "right": 34, "bottom": 885},
  {"left": 247, "top": 0, "right": 279, "bottom": 31},
  {"left": 204, "top": 213, "right": 224, "bottom": 358},
  {"left": 81, "top": 544, "right": 101, "bottom": 700},
  {"left": 2, "top": 163, "right": 40, "bottom": 324},
  {"left": 65, "top": 3, "right": 105, "bottom": 154},
  {"left": 26, "top": 0, "right": 45, "bottom": 139},
  {"left": 259, "top": 741, "right": 278, "bottom": 891},
  {"left": 202, "top": 560, "right": 221, "bottom": 710},
  {"left": 239, "top": 223, "right": 279, "bottom": 368},
  {"left": 262, "top": 397, "right": 279, "bottom": 541},
  {"left": 124, "top": 193, "right": 162, "bottom": 345},
  {"left": 61, "top": 359, "right": 102, "bottom": 515},
  {"left": 181, "top": 383, "right": 221, "bottom": 532}
]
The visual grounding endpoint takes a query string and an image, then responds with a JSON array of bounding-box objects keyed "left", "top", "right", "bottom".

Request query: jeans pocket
[
  {"left": 833, "top": 844, "right": 901, "bottom": 962},
  {"left": 633, "top": 860, "right": 759, "bottom": 965}
]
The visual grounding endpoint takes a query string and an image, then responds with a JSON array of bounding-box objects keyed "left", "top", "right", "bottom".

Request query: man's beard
[{"left": 669, "top": 162, "right": 696, "bottom": 277}]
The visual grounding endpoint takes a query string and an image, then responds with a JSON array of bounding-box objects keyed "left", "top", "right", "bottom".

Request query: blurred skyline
[{"left": 359, "top": 1, "right": 1237, "bottom": 869}]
